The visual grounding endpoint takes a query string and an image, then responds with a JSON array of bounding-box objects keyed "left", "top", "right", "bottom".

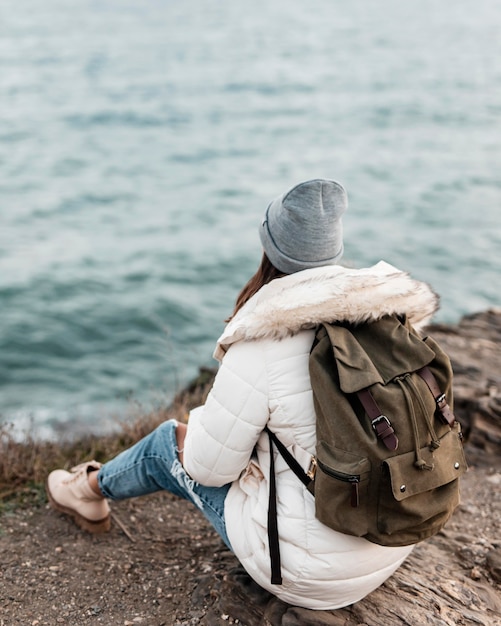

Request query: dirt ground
[
  {"left": 0, "top": 490, "right": 237, "bottom": 626},
  {"left": 0, "top": 447, "right": 500, "bottom": 626}
]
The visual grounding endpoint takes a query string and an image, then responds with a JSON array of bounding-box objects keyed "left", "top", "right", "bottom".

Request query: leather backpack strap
[
  {"left": 417, "top": 366, "right": 456, "bottom": 427},
  {"left": 357, "top": 389, "right": 399, "bottom": 451}
]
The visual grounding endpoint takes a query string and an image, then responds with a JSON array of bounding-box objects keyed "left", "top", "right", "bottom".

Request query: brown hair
[{"left": 227, "top": 253, "right": 285, "bottom": 321}]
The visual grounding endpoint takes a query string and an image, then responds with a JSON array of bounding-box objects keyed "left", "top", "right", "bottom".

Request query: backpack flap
[
  {"left": 322, "top": 324, "right": 384, "bottom": 393},
  {"left": 384, "top": 423, "right": 467, "bottom": 502},
  {"left": 324, "top": 317, "right": 437, "bottom": 393}
]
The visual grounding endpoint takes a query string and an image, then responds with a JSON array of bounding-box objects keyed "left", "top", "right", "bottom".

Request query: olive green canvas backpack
[{"left": 266, "top": 314, "right": 467, "bottom": 585}]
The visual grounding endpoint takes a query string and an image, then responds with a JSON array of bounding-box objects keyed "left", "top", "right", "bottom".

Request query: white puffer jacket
[{"left": 183, "top": 261, "right": 439, "bottom": 610}]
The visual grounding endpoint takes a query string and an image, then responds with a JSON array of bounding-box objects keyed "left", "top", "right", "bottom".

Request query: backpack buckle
[
  {"left": 436, "top": 393, "right": 447, "bottom": 409},
  {"left": 371, "top": 414, "right": 391, "bottom": 431},
  {"left": 371, "top": 415, "right": 399, "bottom": 451},
  {"left": 307, "top": 456, "right": 317, "bottom": 480}
]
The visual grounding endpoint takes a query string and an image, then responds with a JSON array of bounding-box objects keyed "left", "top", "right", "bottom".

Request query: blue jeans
[{"left": 97, "top": 419, "right": 232, "bottom": 549}]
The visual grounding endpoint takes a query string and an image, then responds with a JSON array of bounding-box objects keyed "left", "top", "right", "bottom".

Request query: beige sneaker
[{"left": 46, "top": 461, "right": 111, "bottom": 534}]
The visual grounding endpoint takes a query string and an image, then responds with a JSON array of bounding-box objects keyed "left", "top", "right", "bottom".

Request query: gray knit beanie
[{"left": 259, "top": 179, "right": 347, "bottom": 274}]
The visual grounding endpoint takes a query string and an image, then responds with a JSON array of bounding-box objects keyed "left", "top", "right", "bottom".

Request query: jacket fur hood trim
[{"left": 215, "top": 261, "right": 439, "bottom": 361}]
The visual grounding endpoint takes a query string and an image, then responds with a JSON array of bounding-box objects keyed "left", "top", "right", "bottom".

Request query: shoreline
[{"left": 0, "top": 367, "right": 215, "bottom": 509}]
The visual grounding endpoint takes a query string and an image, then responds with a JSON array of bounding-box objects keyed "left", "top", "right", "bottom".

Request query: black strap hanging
[
  {"left": 266, "top": 427, "right": 314, "bottom": 585},
  {"left": 266, "top": 427, "right": 313, "bottom": 488},
  {"left": 267, "top": 428, "right": 283, "bottom": 585}
]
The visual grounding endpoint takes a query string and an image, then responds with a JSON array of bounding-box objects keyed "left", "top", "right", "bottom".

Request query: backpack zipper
[{"left": 317, "top": 459, "right": 360, "bottom": 507}]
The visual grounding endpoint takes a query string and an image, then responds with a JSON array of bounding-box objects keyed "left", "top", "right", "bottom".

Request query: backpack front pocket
[
  {"left": 376, "top": 424, "right": 467, "bottom": 544},
  {"left": 314, "top": 443, "right": 371, "bottom": 537}
]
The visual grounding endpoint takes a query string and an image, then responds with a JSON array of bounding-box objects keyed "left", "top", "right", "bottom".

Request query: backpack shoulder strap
[
  {"left": 265, "top": 427, "right": 313, "bottom": 488},
  {"left": 265, "top": 427, "right": 314, "bottom": 585},
  {"left": 266, "top": 428, "right": 282, "bottom": 585}
]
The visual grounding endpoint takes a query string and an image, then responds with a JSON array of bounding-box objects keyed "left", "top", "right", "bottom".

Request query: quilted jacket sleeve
[{"left": 183, "top": 339, "right": 269, "bottom": 487}]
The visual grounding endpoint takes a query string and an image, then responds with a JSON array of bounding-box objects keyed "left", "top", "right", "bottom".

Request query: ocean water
[{"left": 1, "top": 0, "right": 500, "bottom": 437}]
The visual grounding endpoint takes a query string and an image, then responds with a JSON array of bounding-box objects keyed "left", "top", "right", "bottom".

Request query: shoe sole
[{"left": 46, "top": 480, "right": 111, "bottom": 534}]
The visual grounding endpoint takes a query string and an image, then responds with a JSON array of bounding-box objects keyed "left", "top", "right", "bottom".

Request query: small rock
[
  {"left": 470, "top": 567, "right": 482, "bottom": 580},
  {"left": 486, "top": 473, "right": 501, "bottom": 485},
  {"left": 486, "top": 548, "right": 501, "bottom": 583},
  {"left": 87, "top": 606, "right": 102, "bottom": 616}
]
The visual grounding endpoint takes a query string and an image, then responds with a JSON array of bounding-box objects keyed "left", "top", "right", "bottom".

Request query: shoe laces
[{"left": 64, "top": 461, "right": 101, "bottom": 484}]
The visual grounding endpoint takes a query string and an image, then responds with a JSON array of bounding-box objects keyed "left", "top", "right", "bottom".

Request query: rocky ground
[{"left": 1, "top": 310, "right": 500, "bottom": 626}]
